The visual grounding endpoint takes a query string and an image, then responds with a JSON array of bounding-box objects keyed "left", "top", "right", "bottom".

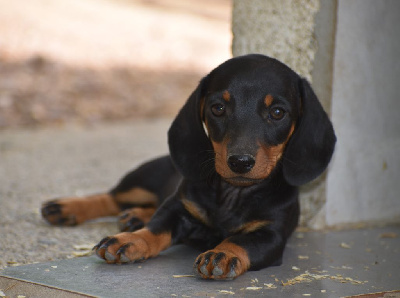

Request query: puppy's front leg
[
  {"left": 93, "top": 195, "right": 186, "bottom": 264},
  {"left": 193, "top": 223, "right": 288, "bottom": 280}
]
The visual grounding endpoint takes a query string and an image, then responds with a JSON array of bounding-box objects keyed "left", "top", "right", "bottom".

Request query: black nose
[{"left": 227, "top": 155, "right": 255, "bottom": 174}]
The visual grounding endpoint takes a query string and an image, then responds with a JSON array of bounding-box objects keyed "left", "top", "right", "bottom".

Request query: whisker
[
  {"left": 279, "top": 155, "right": 298, "bottom": 166},
  {"left": 199, "top": 150, "right": 218, "bottom": 187}
]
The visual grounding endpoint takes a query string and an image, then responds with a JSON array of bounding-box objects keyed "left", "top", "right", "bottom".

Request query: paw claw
[
  {"left": 41, "top": 202, "right": 61, "bottom": 216},
  {"left": 116, "top": 243, "right": 133, "bottom": 263},
  {"left": 119, "top": 213, "right": 129, "bottom": 220},
  {"left": 194, "top": 256, "right": 202, "bottom": 265},
  {"left": 200, "top": 264, "right": 209, "bottom": 276},
  {"left": 95, "top": 249, "right": 103, "bottom": 259},
  {"left": 212, "top": 266, "right": 223, "bottom": 277},
  {"left": 93, "top": 237, "right": 110, "bottom": 251},
  {"left": 226, "top": 258, "right": 238, "bottom": 279},
  {"left": 99, "top": 238, "right": 118, "bottom": 250},
  {"left": 203, "top": 252, "right": 212, "bottom": 265},
  {"left": 212, "top": 252, "right": 225, "bottom": 266},
  {"left": 118, "top": 216, "right": 145, "bottom": 232},
  {"left": 119, "top": 253, "right": 131, "bottom": 263},
  {"left": 105, "top": 251, "right": 116, "bottom": 262}
]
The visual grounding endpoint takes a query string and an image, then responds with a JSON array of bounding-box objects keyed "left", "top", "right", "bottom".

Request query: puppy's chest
[{"left": 210, "top": 185, "right": 258, "bottom": 233}]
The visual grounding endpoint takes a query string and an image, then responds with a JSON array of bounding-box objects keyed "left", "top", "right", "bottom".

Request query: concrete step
[{"left": 1, "top": 226, "right": 399, "bottom": 297}]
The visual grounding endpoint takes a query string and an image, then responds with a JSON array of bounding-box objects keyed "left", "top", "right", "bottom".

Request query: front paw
[
  {"left": 93, "top": 233, "right": 147, "bottom": 264},
  {"left": 41, "top": 199, "right": 78, "bottom": 226},
  {"left": 193, "top": 250, "right": 247, "bottom": 280},
  {"left": 93, "top": 229, "right": 171, "bottom": 264}
]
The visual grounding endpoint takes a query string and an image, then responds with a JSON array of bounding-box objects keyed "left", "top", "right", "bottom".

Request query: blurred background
[{"left": 0, "top": 0, "right": 231, "bottom": 128}]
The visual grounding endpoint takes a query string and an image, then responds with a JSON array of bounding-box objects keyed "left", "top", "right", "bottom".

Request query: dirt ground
[{"left": 0, "top": 0, "right": 231, "bottom": 128}]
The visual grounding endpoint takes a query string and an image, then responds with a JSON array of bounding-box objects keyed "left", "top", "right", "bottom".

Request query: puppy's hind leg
[
  {"left": 41, "top": 155, "right": 180, "bottom": 227},
  {"left": 41, "top": 193, "right": 120, "bottom": 226},
  {"left": 110, "top": 155, "right": 181, "bottom": 231}
]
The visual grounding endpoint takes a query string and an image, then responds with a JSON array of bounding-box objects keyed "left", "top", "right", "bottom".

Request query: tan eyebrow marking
[
  {"left": 223, "top": 90, "right": 230, "bottom": 102},
  {"left": 264, "top": 94, "right": 274, "bottom": 107}
]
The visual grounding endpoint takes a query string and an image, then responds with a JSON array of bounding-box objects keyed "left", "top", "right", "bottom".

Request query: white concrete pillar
[{"left": 326, "top": 0, "right": 400, "bottom": 226}]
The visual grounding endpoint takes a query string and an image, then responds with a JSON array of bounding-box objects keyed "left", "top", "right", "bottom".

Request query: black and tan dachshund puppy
[{"left": 42, "top": 54, "right": 336, "bottom": 280}]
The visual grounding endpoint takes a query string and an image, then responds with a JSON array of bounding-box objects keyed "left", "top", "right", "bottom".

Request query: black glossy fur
[
  {"left": 42, "top": 54, "right": 336, "bottom": 279},
  {"left": 112, "top": 54, "right": 335, "bottom": 268}
]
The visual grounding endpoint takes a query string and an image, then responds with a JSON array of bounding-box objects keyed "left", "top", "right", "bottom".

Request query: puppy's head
[{"left": 168, "top": 54, "right": 336, "bottom": 186}]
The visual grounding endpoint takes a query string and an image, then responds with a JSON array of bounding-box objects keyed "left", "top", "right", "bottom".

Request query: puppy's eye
[
  {"left": 211, "top": 104, "right": 225, "bottom": 116},
  {"left": 269, "top": 107, "right": 285, "bottom": 120}
]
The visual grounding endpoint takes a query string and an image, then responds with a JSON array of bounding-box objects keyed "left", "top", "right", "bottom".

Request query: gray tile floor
[{"left": 1, "top": 225, "right": 399, "bottom": 297}]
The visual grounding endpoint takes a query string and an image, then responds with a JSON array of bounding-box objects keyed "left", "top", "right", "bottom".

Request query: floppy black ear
[
  {"left": 283, "top": 79, "right": 336, "bottom": 186},
  {"left": 168, "top": 78, "right": 213, "bottom": 180}
]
